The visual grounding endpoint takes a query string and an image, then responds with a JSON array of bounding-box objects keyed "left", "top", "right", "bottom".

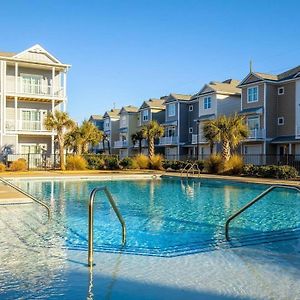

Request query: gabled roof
[
  {"left": 192, "top": 79, "right": 240, "bottom": 98},
  {"left": 119, "top": 105, "right": 139, "bottom": 114},
  {"left": 89, "top": 115, "right": 103, "bottom": 121},
  {"left": 139, "top": 98, "right": 165, "bottom": 110},
  {"left": 164, "top": 93, "right": 192, "bottom": 103},
  {"left": 103, "top": 109, "right": 120, "bottom": 118}
]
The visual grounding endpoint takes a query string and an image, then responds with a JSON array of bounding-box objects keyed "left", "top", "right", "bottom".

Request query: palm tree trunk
[
  {"left": 148, "top": 138, "right": 154, "bottom": 158},
  {"left": 222, "top": 140, "right": 231, "bottom": 161},
  {"left": 58, "top": 138, "right": 65, "bottom": 170},
  {"left": 107, "top": 140, "right": 111, "bottom": 155}
]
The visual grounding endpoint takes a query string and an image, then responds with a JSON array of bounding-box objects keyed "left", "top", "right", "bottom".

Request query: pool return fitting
[{"left": 88, "top": 186, "right": 126, "bottom": 267}]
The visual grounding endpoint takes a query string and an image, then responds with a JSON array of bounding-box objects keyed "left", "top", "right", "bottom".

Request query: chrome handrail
[
  {"left": 225, "top": 184, "right": 300, "bottom": 241},
  {"left": 88, "top": 186, "right": 126, "bottom": 267},
  {"left": 0, "top": 177, "right": 51, "bottom": 219},
  {"left": 180, "top": 163, "right": 192, "bottom": 177},
  {"left": 187, "top": 162, "right": 201, "bottom": 178}
]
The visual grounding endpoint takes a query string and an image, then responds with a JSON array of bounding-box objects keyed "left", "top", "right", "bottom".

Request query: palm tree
[
  {"left": 141, "top": 120, "right": 164, "bottom": 158},
  {"left": 64, "top": 125, "right": 83, "bottom": 154},
  {"left": 202, "top": 121, "right": 218, "bottom": 154},
  {"left": 80, "top": 120, "right": 103, "bottom": 153},
  {"left": 44, "top": 110, "right": 75, "bottom": 170},
  {"left": 203, "top": 114, "right": 248, "bottom": 161},
  {"left": 131, "top": 130, "right": 144, "bottom": 154}
]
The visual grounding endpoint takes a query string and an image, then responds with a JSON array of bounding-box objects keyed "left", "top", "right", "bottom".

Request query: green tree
[
  {"left": 202, "top": 121, "right": 218, "bottom": 154},
  {"left": 131, "top": 130, "right": 144, "bottom": 154},
  {"left": 44, "top": 110, "right": 75, "bottom": 170},
  {"left": 203, "top": 114, "right": 248, "bottom": 161},
  {"left": 141, "top": 120, "right": 164, "bottom": 158}
]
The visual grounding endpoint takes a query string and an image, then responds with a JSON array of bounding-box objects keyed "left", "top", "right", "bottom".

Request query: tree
[
  {"left": 44, "top": 110, "right": 75, "bottom": 170},
  {"left": 102, "top": 133, "right": 111, "bottom": 154},
  {"left": 131, "top": 130, "right": 144, "bottom": 154},
  {"left": 141, "top": 120, "right": 164, "bottom": 159},
  {"left": 203, "top": 114, "right": 248, "bottom": 161},
  {"left": 64, "top": 125, "right": 83, "bottom": 154},
  {"left": 202, "top": 121, "right": 218, "bottom": 154}
]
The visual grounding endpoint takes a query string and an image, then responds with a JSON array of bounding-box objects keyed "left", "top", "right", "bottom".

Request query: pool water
[{"left": 1, "top": 176, "right": 300, "bottom": 300}]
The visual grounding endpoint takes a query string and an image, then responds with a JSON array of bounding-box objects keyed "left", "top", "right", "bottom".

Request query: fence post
[{"left": 27, "top": 153, "right": 30, "bottom": 171}]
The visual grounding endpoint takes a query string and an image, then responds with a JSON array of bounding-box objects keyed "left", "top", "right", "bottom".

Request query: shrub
[
  {"left": 66, "top": 155, "right": 87, "bottom": 170},
  {"left": 134, "top": 154, "right": 149, "bottom": 169},
  {"left": 104, "top": 156, "right": 120, "bottom": 170},
  {"left": 162, "top": 160, "right": 185, "bottom": 171},
  {"left": 276, "top": 165, "right": 298, "bottom": 179},
  {"left": 194, "top": 160, "right": 205, "bottom": 172},
  {"left": 10, "top": 158, "right": 27, "bottom": 172},
  {"left": 84, "top": 155, "right": 105, "bottom": 170},
  {"left": 224, "top": 155, "right": 244, "bottom": 175},
  {"left": 204, "top": 154, "right": 224, "bottom": 174},
  {"left": 0, "top": 163, "right": 6, "bottom": 172},
  {"left": 120, "top": 157, "right": 138, "bottom": 169},
  {"left": 149, "top": 154, "right": 164, "bottom": 170}
]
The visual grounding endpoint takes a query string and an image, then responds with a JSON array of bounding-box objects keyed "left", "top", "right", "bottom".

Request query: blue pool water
[{"left": 13, "top": 176, "right": 300, "bottom": 257}]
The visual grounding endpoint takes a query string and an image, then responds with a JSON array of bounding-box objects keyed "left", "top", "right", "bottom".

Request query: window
[
  {"left": 278, "top": 87, "right": 285, "bottom": 95},
  {"left": 247, "top": 86, "right": 258, "bottom": 103},
  {"left": 278, "top": 117, "right": 284, "bottom": 125},
  {"left": 203, "top": 97, "right": 212, "bottom": 109},
  {"left": 104, "top": 119, "right": 110, "bottom": 129},
  {"left": 189, "top": 127, "right": 193, "bottom": 133},
  {"left": 247, "top": 116, "right": 260, "bottom": 130},
  {"left": 142, "top": 110, "right": 149, "bottom": 121},
  {"left": 21, "top": 109, "right": 46, "bottom": 131},
  {"left": 21, "top": 74, "right": 43, "bottom": 94},
  {"left": 189, "top": 105, "right": 193, "bottom": 112},
  {"left": 168, "top": 103, "right": 176, "bottom": 117},
  {"left": 120, "top": 115, "right": 127, "bottom": 128}
]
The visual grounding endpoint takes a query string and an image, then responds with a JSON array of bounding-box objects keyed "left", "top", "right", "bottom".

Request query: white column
[
  {"left": 289, "top": 143, "right": 292, "bottom": 155},
  {"left": 52, "top": 67, "right": 55, "bottom": 97},
  {"left": 3, "top": 61, "right": 7, "bottom": 135},
  {"left": 63, "top": 71, "right": 67, "bottom": 98},
  {"left": 15, "top": 62, "right": 18, "bottom": 93},
  {"left": 14, "top": 97, "right": 18, "bottom": 130}
]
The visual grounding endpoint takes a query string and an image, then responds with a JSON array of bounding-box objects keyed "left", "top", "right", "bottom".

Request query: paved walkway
[{"left": 0, "top": 181, "right": 33, "bottom": 205}]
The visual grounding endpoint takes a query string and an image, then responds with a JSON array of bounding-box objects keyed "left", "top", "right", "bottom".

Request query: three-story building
[{"left": 103, "top": 108, "right": 120, "bottom": 154}]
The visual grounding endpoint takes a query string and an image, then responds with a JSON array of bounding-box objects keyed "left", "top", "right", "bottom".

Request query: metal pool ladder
[
  {"left": 225, "top": 184, "right": 300, "bottom": 241},
  {"left": 88, "top": 186, "right": 126, "bottom": 267},
  {"left": 181, "top": 162, "right": 201, "bottom": 178},
  {"left": 0, "top": 177, "right": 51, "bottom": 219}
]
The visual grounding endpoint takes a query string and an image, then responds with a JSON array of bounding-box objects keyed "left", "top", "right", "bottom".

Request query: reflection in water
[{"left": 180, "top": 179, "right": 201, "bottom": 200}]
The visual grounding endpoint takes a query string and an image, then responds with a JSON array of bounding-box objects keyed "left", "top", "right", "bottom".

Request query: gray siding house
[{"left": 103, "top": 109, "right": 120, "bottom": 154}]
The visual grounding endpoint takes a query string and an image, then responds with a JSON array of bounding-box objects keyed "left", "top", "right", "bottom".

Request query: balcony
[
  {"left": 159, "top": 136, "right": 178, "bottom": 146},
  {"left": 191, "top": 134, "right": 207, "bottom": 144},
  {"left": 247, "top": 128, "right": 266, "bottom": 140},
  {"left": 6, "top": 78, "right": 64, "bottom": 98},
  {"left": 133, "top": 140, "right": 148, "bottom": 148},
  {"left": 6, "top": 119, "right": 49, "bottom": 132},
  {"left": 114, "top": 140, "right": 128, "bottom": 148}
]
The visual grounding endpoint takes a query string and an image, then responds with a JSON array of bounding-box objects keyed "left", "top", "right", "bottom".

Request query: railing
[
  {"left": 180, "top": 162, "right": 201, "bottom": 178},
  {"left": 191, "top": 134, "right": 206, "bottom": 144},
  {"left": 180, "top": 162, "right": 192, "bottom": 177},
  {"left": 0, "top": 177, "right": 51, "bottom": 219},
  {"left": 114, "top": 140, "right": 128, "bottom": 148},
  {"left": 6, "top": 77, "right": 64, "bottom": 98},
  {"left": 247, "top": 128, "right": 266, "bottom": 139},
  {"left": 6, "top": 119, "right": 49, "bottom": 132},
  {"left": 225, "top": 185, "right": 300, "bottom": 241},
  {"left": 133, "top": 140, "right": 148, "bottom": 148},
  {"left": 88, "top": 187, "right": 126, "bottom": 267},
  {"left": 159, "top": 136, "right": 179, "bottom": 145}
]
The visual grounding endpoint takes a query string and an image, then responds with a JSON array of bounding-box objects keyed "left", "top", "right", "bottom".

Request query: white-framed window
[
  {"left": 278, "top": 117, "right": 284, "bottom": 125},
  {"left": 247, "top": 115, "right": 260, "bottom": 130},
  {"left": 189, "top": 127, "right": 193, "bottom": 133},
  {"left": 278, "top": 87, "right": 285, "bottom": 95},
  {"left": 142, "top": 110, "right": 149, "bottom": 121},
  {"left": 21, "top": 73, "right": 43, "bottom": 94},
  {"left": 104, "top": 119, "right": 110, "bottom": 129},
  {"left": 247, "top": 86, "right": 258, "bottom": 103},
  {"left": 21, "top": 109, "right": 47, "bottom": 131},
  {"left": 168, "top": 103, "right": 176, "bottom": 117},
  {"left": 203, "top": 97, "right": 212, "bottom": 109},
  {"left": 120, "top": 115, "right": 127, "bottom": 128},
  {"left": 189, "top": 105, "right": 193, "bottom": 112}
]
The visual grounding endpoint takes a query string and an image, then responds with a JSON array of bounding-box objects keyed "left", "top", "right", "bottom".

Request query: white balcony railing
[
  {"left": 6, "top": 119, "right": 49, "bottom": 132},
  {"left": 114, "top": 140, "right": 128, "bottom": 148},
  {"left": 248, "top": 128, "right": 266, "bottom": 139},
  {"left": 133, "top": 140, "right": 148, "bottom": 148},
  {"left": 159, "top": 136, "right": 178, "bottom": 145},
  {"left": 6, "top": 77, "right": 64, "bottom": 98},
  {"left": 191, "top": 134, "right": 207, "bottom": 144}
]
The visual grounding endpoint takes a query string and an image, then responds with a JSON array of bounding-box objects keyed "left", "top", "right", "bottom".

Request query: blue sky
[{"left": 1, "top": 0, "right": 300, "bottom": 121}]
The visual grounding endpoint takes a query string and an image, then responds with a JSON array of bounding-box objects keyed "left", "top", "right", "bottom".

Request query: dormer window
[
  {"left": 142, "top": 110, "right": 149, "bottom": 121},
  {"left": 168, "top": 103, "right": 176, "bottom": 117},
  {"left": 203, "top": 97, "right": 211, "bottom": 109},
  {"left": 278, "top": 87, "right": 285, "bottom": 95},
  {"left": 247, "top": 86, "right": 258, "bottom": 103}
]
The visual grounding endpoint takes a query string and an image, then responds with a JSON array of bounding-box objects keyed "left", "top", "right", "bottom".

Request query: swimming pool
[{"left": 1, "top": 175, "right": 300, "bottom": 299}]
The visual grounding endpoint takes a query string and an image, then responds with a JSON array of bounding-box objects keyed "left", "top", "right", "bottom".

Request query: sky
[{"left": 1, "top": 0, "right": 300, "bottom": 122}]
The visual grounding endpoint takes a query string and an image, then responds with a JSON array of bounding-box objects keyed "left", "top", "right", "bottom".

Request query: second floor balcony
[
  {"left": 247, "top": 128, "right": 266, "bottom": 140},
  {"left": 133, "top": 139, "right": 148, "bottom": 148},
  {"left": 114, "top": 140, "right": 128, "bottom": 148},
  {"left": 6, "top": 119, "right": 49, "bottom": 133},
  {"left": 159, "top": 136, "right": 178, "bottom": 146},
  {"left": 191, "top": 134, "right": 207, "bottom": 144}
]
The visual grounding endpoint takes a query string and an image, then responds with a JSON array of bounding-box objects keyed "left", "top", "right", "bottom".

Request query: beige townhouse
[
  {"left": 114, "top": 105, "right": 139, "bottom": 158},
  {"left": 238, "top": 65, "right": 300, "bottom": 163},
  {"left": 189, "top": 79, "right": 241, "bottom": 158},
  {"left": 103, "top": 108, "right": 120, "bottom": 154},
  {"left": 0, "top": 44, "right": 69, "bottom": 158}
]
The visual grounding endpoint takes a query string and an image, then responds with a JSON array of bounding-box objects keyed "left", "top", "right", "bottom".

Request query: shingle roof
[
  {"left": 121, "top": 105, "right": 139, "bottom": 113},
  {"left": 104, "top": 109, "right": 120, "bottom": 118},
  {"left": 89, "top": 115, "right": 103, "bottom": 120},
  {"left": 142, "top": 98, "right": 165, "bottom": 109},
  {"left": 169, "top": 93, "right": 192, "bottom": 101},
  {"left": 278, "top": 65, "right": 300, "bottom": 80},
  {"left": 0, "top": 52, "right": 16, "bottom": 57},
  {"left": 254, "top": 72, "right": 278, "bottom": 81}
]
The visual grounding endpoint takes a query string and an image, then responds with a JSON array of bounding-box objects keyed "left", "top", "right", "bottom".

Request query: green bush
[
  {"left": 104, "top": 156, "right": 120, "bottom": 170},
  {"left": 276, "top": 165, "right": 298, "bottom": 179},
  {"left": 134, "top": 154, "right": 149, "bottom": 169},
  {"left": 162, "top": 160, "right": 185, "bottom": 170},
  {"left": 66, "top": 155, "right": 87, "bottom": 170},
  {"left": 224, "top": 155, "right": 244, "bottom": 175},
  {"left": 204, "top": 154, "right": 224, "bottom": 174},
  {"left": 120, "top": 157, "right": 138, "bottom": 169},
  {"left": 149, "top": 154, "right": 164, "bottom": 170},
  {"left": 84, "top": 155, "right": 105, "bottom": 170}
]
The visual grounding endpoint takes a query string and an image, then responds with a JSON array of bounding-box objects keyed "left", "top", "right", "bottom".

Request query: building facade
[{"left": 103, "top": 109, "right": 120, "bottom": 154}]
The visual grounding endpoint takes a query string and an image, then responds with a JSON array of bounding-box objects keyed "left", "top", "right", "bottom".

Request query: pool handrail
[
  {"left": 186, "top": 162, "right": 201, "bottom": 178},
  {"left": 0, "top": 177, "right": 51, "bottom": 219},
  {"left": 225, "top": 184, "right": 300, "bottom": 241},
  {"left": 88, "top": 186, "right": 126, "bottom": 267},
  {"left": 180, "top": 163, "right": 193, "bottom": 177}
]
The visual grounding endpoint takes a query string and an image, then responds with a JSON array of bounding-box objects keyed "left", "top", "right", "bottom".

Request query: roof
[
  {"left": 271, "top": 136, "right": 300, "bottom": 144},
  {"left": 253, "top": 72, "right": 278, "bottom": 81},
  {"left": 103, "top": 108, "right": 120, "bottom": 118},
  {"left": 139, "top": 98, "right": 165, "bottom": 110},
  {"left": 193, "top": 79, "right": 240, "bottom": 98},
  {"left": 169, "top": 93, "right": 192, "bottom": 101},
  {"left": 239, "top": 106, "right": 264, "bottom": 115},
  {"left": 89, "top": 115, "right": 103, "bottom": 121},
  {"left": 194, "top": 114, "right": 216, "bottom": 121},
  {"left": 0, "top": 52, "right": 16, "bottom": 57},
  {"left": 120, "top": 105, "right": 139, "bottom": 114}
]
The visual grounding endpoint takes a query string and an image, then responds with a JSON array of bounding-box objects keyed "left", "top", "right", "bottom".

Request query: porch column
[
  {"left": 15, "top": 62, "right": 18, "bottom": 93},
  {"left": 14, "top": 97, "right": 18, "bottom": 130},
  {"left": 52, "top": 67, "right": 55, "bottom": 97},
  {"left": 63, "top": 71, "right": 67, "bottom": 98},
  {"left": 289, "top": 143, "right": 292, "bottom": 155}
]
